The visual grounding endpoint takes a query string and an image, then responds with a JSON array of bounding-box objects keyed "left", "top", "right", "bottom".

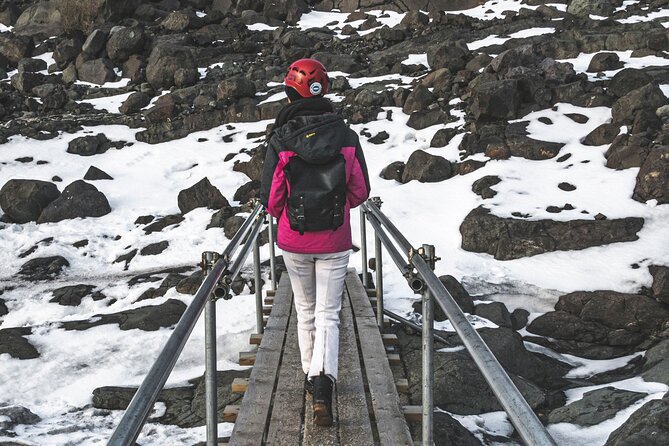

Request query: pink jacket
[{"left": 259, "top": 106, "right": 370, "bottom": 254}]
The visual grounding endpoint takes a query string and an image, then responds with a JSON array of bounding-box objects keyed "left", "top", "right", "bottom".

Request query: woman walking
[{"left": 259, "top": 58, "right": 370, "bottom": 426}]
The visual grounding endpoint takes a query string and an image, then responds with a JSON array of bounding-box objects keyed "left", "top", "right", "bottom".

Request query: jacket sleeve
[
  {"left": 258, "top": 139, "right": 287, "bottom": 218},
  {"left": 347, "top": 137, "right": 371, "bottom": 209}
]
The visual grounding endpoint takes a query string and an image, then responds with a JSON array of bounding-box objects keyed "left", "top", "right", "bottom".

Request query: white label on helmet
[{"left": 309, "top": 82, "right": 322, "bottom": 95}]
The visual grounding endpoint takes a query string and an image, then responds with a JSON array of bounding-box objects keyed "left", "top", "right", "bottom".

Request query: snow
[
  {"left": 661, "top": 84, "right": 669, "bottom": 98},
  {"left": 558, "top": 51, "right": 669, "bottom": 80},
  {"left": 448, "top": 410, "right": 516, "bottom": 445},
  {"left": 468, "top": 35, "right": 509, "bottom": 51},
  {"left": 247, "top": 23, "right": 278, "bottom": 31},
  {"left": 617, "top": 8, "right": 669, "bottom": 24},
  {"left": 80, "top": 92, "right": 133, "bottom": 113},
  {"left": 401, "top": 53, "right": 430, "bottom": 68},
  {"left": 508, "top": 27, "right": 556, "bottom": 39},
  {"left": 296, "top": 10, "right": 405, "bottom": 39},
  {"left": 75, "top": 78, "right": 131, "bottom": 89}
]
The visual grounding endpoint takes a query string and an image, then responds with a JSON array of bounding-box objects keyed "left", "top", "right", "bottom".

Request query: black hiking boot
[
  {"left": 312, "top": 372, "right": 333, "bottom": 426},
  {"left": 304, "top": 374, "right": 313, "bottom": 395}
]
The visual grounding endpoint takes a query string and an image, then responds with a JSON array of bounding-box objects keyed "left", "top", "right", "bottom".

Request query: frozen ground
[{"left": 1, "top": 0, "right": 669, "bottom": 444}]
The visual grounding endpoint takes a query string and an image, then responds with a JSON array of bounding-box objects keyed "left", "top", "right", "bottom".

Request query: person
[{"left": 259, "top": 58, "right": 370, "bottom": 427}]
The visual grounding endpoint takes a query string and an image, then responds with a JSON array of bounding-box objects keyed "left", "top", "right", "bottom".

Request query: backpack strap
[
  {"left": 331, "top": 194, "right": 344, "bottom": 231},
  {"left": 296, "top": 195, "right": 306, "bottom": 235}
]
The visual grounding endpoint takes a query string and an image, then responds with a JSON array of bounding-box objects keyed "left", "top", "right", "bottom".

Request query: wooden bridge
[{"left": 222, "top": 269, "right": 415, "bottom": 445}]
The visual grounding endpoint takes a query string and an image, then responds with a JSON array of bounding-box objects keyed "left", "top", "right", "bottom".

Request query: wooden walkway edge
[{"left": 228, "top": 269, "right": 412, "bottom": 446}]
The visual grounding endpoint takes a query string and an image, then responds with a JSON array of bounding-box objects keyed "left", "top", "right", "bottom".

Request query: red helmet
[{"left": 284, "top": 58, "right": 329, "bottom": 98}]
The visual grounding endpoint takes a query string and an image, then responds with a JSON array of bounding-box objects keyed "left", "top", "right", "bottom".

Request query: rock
[
  {"left": 144, "top": 214, "right": 185, "bottom": 234},
  {"left": 50, "top": 284, "right": 95, "bottom": 306},
  {"left": 0, "top": 179, "right": 60, "bottom": 223},
  {"left": 549, "top": 387, "right": 646, "bottom": 426},
  {"left": 641, "top": 338, "right": 669, "bottom": 385},
  {"left": 587, "top": 53, "right": 624, "bottom": 72},
  {"left": 558, "top": 182, "right": 576, "bottom": 191},
  {"left": 11, "top": 71, "right": 54, "bottom": 94},
  {"left": 37, "top": 180, "right": 111, "bottom": 223},
  {"left": 17, "top": 58, "right": 47, "bottom": 73},
  {"left": 511, "top": 308, "right": 530, "bottom": 330},
  {"left": 18, "top": 256, "right": 69, "bottom": 281},
  {"left": 460, "top": 207, "right": 644, "bottom": 260},
  {"left": 136, "top": 273, "right": 185, "bottom": 302},
  {"left": 216, "top": 76, "right": 256, "bottom": 102},
  {"left": 472, "top": 175, "right": 501, "bottom": 199},
  {"left": 379, "top": 161, "right": 405, "bottom": 182},
  {"left": 161, "top": 11, "right": 192, "bottom": 32},
  {"left": 368, "top": 131, "right": 389, "bottom": 144},
  {"left": 82, "top": 29, "right": 108, "bottom": 56},
  {"left": 400, "top": 10, "right": 429, "bottom": 28},
  {"left": 176, "top": 270, "right": 204, "bottom": 295},
  {"left": 83, "top": 166, "right": 113, "bottom": 181},
  {"left": 0, "top": 2, "right": 21, "bottom": 26},
  {"left": 0, "top": 327, "right": 40, "bottom": 359},
  {"left": 633, "top": 147, "right": 669, "bottom": 204},
  {"left": 605, "top": 394, "right": 669, "bottom": 446},
  {"left": 119, "top": 92, "right": 151, "bottom": 115},
  {"left": 0, "top": 298, "right": 7, "bottom": 318},
  {"left": 140, "top": 241, "right": 169, "bottom": 256},
  {"left": 354, "top": 89, "right": 386, "bottom": 108},
  {"left": 146, "top": 44, "right": 198, "bottom": 90},
  {"left": 413, "top": 275, "right": 475, "bottom": 320},
  {"left": 53, "top": 38, "right": 82, "bottom": 69},
  {"left": 122, "top": 55, "right": 145, "bottom": 83},
  {"left": 402, "top": 85, "right": 436, "bottom": 114},
  {"left": 406, "top": 109, "right": 449, "bottom": 130},
  {"left": 13, "top": 1, "right": 63, "bottom": 37},
  {"left": 67, "top": 134, "right": 112, "bottom": 156},
  {"left": 233, "top": 180, "right": 260, "bottom": 204},
  {"left": 0, "top": 35, "right": 33, "bottom": 66},
  {"left": 608, "top": 69, "right": 652, "bottom": 98},
  {"left": 582, "top": 123, "right": 620, "bottom": 146},
  {"left": 207, "top": 206, "right": 234, "bottom": 230},
  {"left": 312, "top": 51, "right": 363, "bottom": 73},
  {"left": 474, "top": 302, "right": 512, "bottom": 328},
  {"left": 57, "top": 0, "right": 141, "bottom": 33},
  {"left": 650, "top": 266, "right": 669, "bottom": 305},
  {"left": 263, "top": 0, "right": 309, "bottom": 24},
  {"left": 430, "top": 128, "right": 457, "bottom": 148},
  {"left": 0, "top": 406, "right": 41, "bottom": 427},
  {"left": 528, "top": 291, "right": 669, "bottom": 359},
  {"left": 567, "top": 0, "right": 617, "bottom": 17},
  {"left": 471, "top": 80, "right": 520, "bottom": 121},
  {"left": 433, "top": 411, "right": 481, "bottom": 446},
  {"left": 401, "top": 150, "right": 452, "bottom": 183},
  {"left": 224, "top": 216, "right": 245, "bottom": 239},
  {"left": 606, "top": 134, "right": 652, "bottom": 169},
  {"left": 62, "top": 299, "right": 186, "bottom": 331},
  {"left": 178, "top": 178, "right": 229, "bottom": 214},
  {"left": 427, "top": 40, "right": 471, "bottom": 74},
  {"left": 77, "top": 58, "right": 117, "bottom": 85},
  {"left": 612, "top": 83, "right": 667, "bottom": 125}
]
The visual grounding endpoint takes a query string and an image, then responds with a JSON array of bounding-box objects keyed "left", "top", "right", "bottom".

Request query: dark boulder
[
  {"left": 567, "top": 0, "right": 617, "bottom": 16},
  {"left": 263, "top": 0, "right": 309, "bottom": 25},
  {"left": 650, "top": 265, "right": 669, "bottom": 305},
  {"left": 406, "top": 109, "right": 449, "bottom": 130},
  {"left": 433, "top": 411, "right": 481, "bottom": 446},
  {"left": 608, "top": 69, "right": 652, "bottom": 98},
  {"left": 140, "top": 241, "right": 169, "bottom": 256},
  {"left": 460, "top": 207, "right": 644, "bottom": 260},
  {"left": 38, "top": 181, "right": 111, "bottom": 223},
  {"left": 176, "top": 270, "right": 205, "bottom": 295},
  {"left": 379, "top": 161, "right": 405, "bottom": 182},
  {"left": 50, "top": 284, "right": 96, "bottom": 306},
  {"left": 611, "top": 83, "right": 667, "bottom": 125},
  {"left": 82, "top": 29, "right": 108, "bottom": 56},
  {"left": 233, "top": 180, "right": 260, "bottom": 204},
  {"left": 427, "top": 40, "right": 471, "bottom": 74},
  {"left": 402, "top": 85, "right": 436, "bottom": 114},
  {"left": 475, "top": 302, "right": 513, "bottom": 328},
  {"left": 430, "top": 128, "right": 457, "bottom": 148},
  {"left": 633, "top": 147, "right": 669, "bottom": 204},
  {"left": 13, "top": 1, "right": 63, "bottom": 37},
  {"left": 582, "top": 123, "right": 620, "bottom": 146},
  {"left": 67, "top": 134, "right": 112, "bottom": 156},
  {"left": 605, "top": 394, "right": 669, "bottom": 446},
  {"left": 413, "top": 275, "right": 475, "bottom": 321},
  {"left": 587, "top": 53, "right": 624, "bottom": 72},
  {"left": 641, "top": 338, "right": 669, "bottom": 385},
  {"left": 549, "top": 387, "right": 646, "bottom": 426},
  {"left": 0, "top": 179, "right": 60, "bottom": 223},
  {"left": 136, "top": 273, "right": 186, "bottom": 302},
  {"left": 216, "top": 76, "right": 256, "bottom": 102},
  {"left": 177, "top": 178, "right": 229, "bottom": 214},
  {"left": 62, "top": 299, "right": 186, "bottom": 331},
  {"left": 119, "top": 92, "right": 151, "bottom": 115},
  {"left": 312, "top": 51, "right": 363, "bottom": 73},
  {"left": 605, "top": 134, "right": 652, "bottom": 169},
  {"left": 528, "top": 291, "right": 669, "bottom": 359},
  {"left": 472, "top": 175, "right": 501, "bottom": 199},
  {"left": 83, "top": 166, "right": 113, "bottom": 181},
  {"left": 17, "top": 58, "right": 47, "bottom": 73},
  {"left": 57, "top": 0, "right": 141, "bottom": 33},
  {"left": 144, "top": 214, "right": 185, "bottom": 234},
  {"left": 53, "top": 38, "right": 82, "bottom": 69},
  {"left": 0, "top": 35, "right": 33, "bottom": 66},
  {"left": 77, "top": 58, "right": 117, "bottom": 85},
  {"left": 11, "top": 71, "right": 54, "bottom": 94},
  {"left": 0, "top": 327, "right": 40, "bottom": 359},
  {"left": 471, "top": 80, "right": 520, "bottom": 121},
  {"left": 207, "top": 206, "right": 235, "bottom": 230},
  {"left": 18, "top": 256, "right": 69, "bottom": 281},
  {"left": 401, "top": 150, "right": 452, "bottom": 183},
  {"left": 146, "top": 44, "right": 198, "bottom": 90},
  {"left": 0, "top": 405, "right": 41, "bottom": 429},
  {"left": 224, "top": 216, "right": 245, "bottom": 239}
]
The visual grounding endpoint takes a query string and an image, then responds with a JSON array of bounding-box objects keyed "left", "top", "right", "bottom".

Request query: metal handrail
[
  {"left": 109, "top": 203, "right": 267, "bottom": 446},
  {"left": 359, "top": 198, "right": 557, "bottom": 446}
]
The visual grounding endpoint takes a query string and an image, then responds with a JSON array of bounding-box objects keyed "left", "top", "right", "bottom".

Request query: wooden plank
[
  {"left": 249, "top": 333, "right": 263, "bottom": 345},
  {"left": 387, "top": 353, "right": 401, "bottom": 366},
  {"left": 266, "top": 289, "right": 276, "bottom": 297},
  {"left": 238, "top": 351, "right": 256, "bottom": 366},
  {"left": 265, "top": 297, "right": 274, "bottom": 305},
  {"left": 402, "top": 406, "right": 422, "bottom": 423},
  {"left": 231, "top": 378, "right": 249, "bottom": 393},
  {"left": 263, "top": 305, "right": 273, "bottom": 315},
  {"left": 366, "top": 289, "right": 377, "bottom": 297},
  {"left": 382, "top": 334, "right": 399, "bottom": 346},
  {"left": 266, "top": 300, "right": 305, "bottom": 445},
  {"left": 395, "top": 378, "right": 409, "bottom": 394},
  {"left": 228, "top": 275, "right": 293, "bottom": 446},
  {"left": 346, "top": 269, "right": 413, "bottom": 446},
  {"left": 223, "top": 405, "right": 239, "bottom": 422},
  {"left": 335, "top": 282, "right": 375, "bottom": 446}
]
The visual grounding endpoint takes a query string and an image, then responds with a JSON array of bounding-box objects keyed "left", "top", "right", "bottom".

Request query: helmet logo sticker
[{"left": 309, "top": 82, "right": 322, "bottom": 95}]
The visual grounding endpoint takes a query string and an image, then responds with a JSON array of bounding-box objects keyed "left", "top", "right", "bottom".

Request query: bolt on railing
[
  {"left": 109, "top": 202, "right": 274, "bottom": 446},
  {"left": 359, "top": 198, "right": 557, "bottom": 446}
]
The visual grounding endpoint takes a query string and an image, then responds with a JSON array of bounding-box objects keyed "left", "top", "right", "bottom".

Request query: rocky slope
[{"left": 0, "top": 0, "right": 668, "bottom": 444}]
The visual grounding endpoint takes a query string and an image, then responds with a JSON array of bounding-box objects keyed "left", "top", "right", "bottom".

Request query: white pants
[{"left": 282, "top": 249, "right": 350, "bottom": 382}]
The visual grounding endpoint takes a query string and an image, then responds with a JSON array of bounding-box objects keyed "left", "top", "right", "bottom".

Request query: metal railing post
[
  {"left": 374, "top": 232, "right": 384, "bottom": 332},
  {"left": 268, "top": 215, "right": 277, "bottom": 291},
  {"left": 253, "top": 235, "right": 264, "bottom": 334},
  {"left": 421, "top": 245, "right": 436, "bottom": 446},
  {"left": 202, "top": 251, "right": 219, "bottom": 446},
  {"left": 360, "top": 207, "right": 369, "bottom": 289}
]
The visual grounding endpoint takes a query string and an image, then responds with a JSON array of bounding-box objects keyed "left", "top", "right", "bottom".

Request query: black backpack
[{"left": 282, "top": 154, "right": 346, "bottom": 235}]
